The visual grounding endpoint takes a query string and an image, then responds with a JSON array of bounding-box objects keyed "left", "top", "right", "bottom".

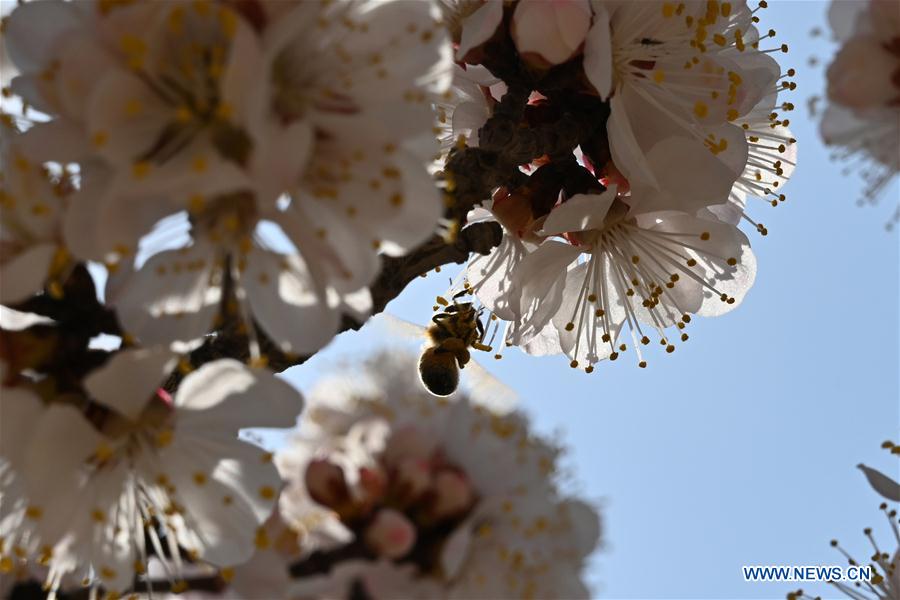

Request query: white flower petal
[
  {"left": 0, "top": 243, "right": 56, "bottom": 304},
  {"left": 161, "top": 438, "right": 281, "bottom": 566},
  {"left": 541, "top": 190, "right": 617, "bottom": 236},
  {"left": 108, "top": 243, "right": 222, "bottom": 347},
  {"left": 583, "top": 5, "right": 613, "bottom": 98},
  {"left": 0, "top": 387, "right": 43, "bottom": 470},
  {"left": 509, "top": 240, "right": 581, "bottom": 341},
  {"left": 83, "top": 348, "right": 176, "bottom": 422},
  {"left": 3, "top": 0, "right": 81, "bottom": 73},
  {"left": 857, "top": 464, "right": 900, "bottom": 502},
  {"left": 456, "top": 0, "right": 504, "bottom": 61},
  {"left": 468, "top": 235, "right": 529, "bottom": 321},
  {"left": 175, "top": 360, "right": 304, "bottom": 431},
  {"left": 243, "top": 249, "right": 342, "bottom": 356}
]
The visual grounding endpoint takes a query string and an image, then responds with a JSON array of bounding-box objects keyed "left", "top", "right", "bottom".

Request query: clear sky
[{"left": 282, "top": 2, "right": 900, "bottom": 599}]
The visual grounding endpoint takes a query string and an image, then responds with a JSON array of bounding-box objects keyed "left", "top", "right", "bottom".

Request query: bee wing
[
  {"left": 370, "top": 312, "right": 427, "bottom": 341},
  {"left": 459, "top": 357, "right": 518, "bottom": 414}
]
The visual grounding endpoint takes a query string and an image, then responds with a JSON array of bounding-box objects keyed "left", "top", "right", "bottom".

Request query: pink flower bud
[
  {"left": 383, "top": 425, "right": 432, "bottom": 466},
  {"left": 826, "top": 36, "right": 897, "bottom": 110},
  {"left": 395, "top": 458, "right": 432, "bottom": 502},
  {"left": 359, "top": 465, "right": 388, "bottom": 503},
  {"left": 364, "top": 509, "right": 417, "bottom": 559},
  {"left": 305, "top": 458, "right": 349, "bottom": 509},
  {"left": 512, "top": 0, "right": 592, "bottom": 67},
  {"left": 429, "top": 470, "right": 475, "bottom": 520}
]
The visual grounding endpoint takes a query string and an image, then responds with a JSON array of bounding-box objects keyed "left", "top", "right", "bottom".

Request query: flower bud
[
  {"left": 383, "top": 425, "right": 432, "bottom": 466},
  {"left": 826, "top": 36, "right": 897, "bottom": 110},
  {"left": 364, "top": 508, "right": 417, "bottom": 559},
  {"left": 359, "top": 465, "right": 388, "bottom": 504},
  {"left": 512, "top": 0, "right": 592, "bottom": 68},
  {"left": 429, "top": 470, "right": 475, "bottom": 520},
  {"left": 305, "top": 458, "right": 349, "bottom": 509},
  {"left": 395, "top": 458, "right": 432, "bottom": 503}
]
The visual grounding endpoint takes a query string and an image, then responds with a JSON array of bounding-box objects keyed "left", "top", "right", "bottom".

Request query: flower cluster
[
  {"left": 818, "top": 0, "right": 899, "bottom": 226},
  {"left": 0, "top": 0, "right": 454, "bottom": 596},
  {"left": 0, "top": 349, "right": 303, "bottom": 596},
  {"left": 2, "top": 0, "right": 451, "bottom": 353},
  {"left": 787, "top": 441, "right": 899, "bottom": 600},
  {"left": 443, "top": 0, "right": 796, "bottom": 371},
  {"left": 266, "top": 350, "right": 600, "bottom": 599}
]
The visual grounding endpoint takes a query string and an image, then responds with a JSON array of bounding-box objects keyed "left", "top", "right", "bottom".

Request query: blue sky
[{"left": 282, "top": 2, "right": 900, "bottom": 599}]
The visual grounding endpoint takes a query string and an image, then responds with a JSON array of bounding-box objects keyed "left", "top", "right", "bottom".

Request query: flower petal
[
  {"left": 83, "top": 347, "right": 176, "bottom": 422},
  {"left": 583, "top": 5, "right": 613, "bottom": 99},
  {"left": 175, "top": 359, "right": 304, "bottom": 431},
  {"left": 456, "top": 0, "right": 504, "bottom": 61},
  {"left": 509, "top": 240, "right": 581, "bottom": 341},
  {"left": 108, "top": 242, "right": 222, "bottom": 348},
  {"left": 0, "top": 243, "right": 56, "bottom": 304},
  {"left": 857, "top": 464, "right": 900, "bottom": 502},
  {"left": 242, "top": 249, "right": 342, "bottom": 355},
  {"left": 541, "top": 190, "right": 617, "bottom": 236}
]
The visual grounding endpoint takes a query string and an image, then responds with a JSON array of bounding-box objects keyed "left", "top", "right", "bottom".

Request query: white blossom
[
  {"left": 275, "top": 350, "right": 601, "bottom": 599},
  {"left": 820, "top": 0, "right": 899, "bottom": 222},
  {"left": 2, "top": 0, "right": 453, "bottom": 354},
  {"left": 582, "top": 0, "right": 782, "bottom": 208},
  {"left": 0, "top": 124, "right": 71, "bottom": 305},
  {"left": 500, "top": 186, "right": 755, "bottom": 370},
  {"left": 4, "top": 350, "right": 302, "bottom": 595}
]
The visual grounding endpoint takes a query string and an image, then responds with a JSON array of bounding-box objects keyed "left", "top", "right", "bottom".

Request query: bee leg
[
  {"left": 475, "top": 317, "right": 486, "bottom": 340},
  {"left": 455, "top": 347, "right": 471, "bottom": 369}
]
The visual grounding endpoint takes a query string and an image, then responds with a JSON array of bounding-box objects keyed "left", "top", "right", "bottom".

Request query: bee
[{"left": 418, "top": 290, "right": 494, "bottom": 396}]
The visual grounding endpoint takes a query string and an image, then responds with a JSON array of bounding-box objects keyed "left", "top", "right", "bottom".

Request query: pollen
[
  {"left": 132, "top": 161, "right": 151, "bottom": 179},
  {"left": 92, "top": 131, "right": 109, "bottom": 147},
  {"left": 191, "top": 156, "right": 208, "bottom": 172},
  {"left": 693, "top": 101, "right": 709, "bottom": 119},
  {"left": 259, "top": 485, "right": 276, "bottom": 500},
  {"left": 124, "top": 98, "right": 143, "bottom": 116},
  {"left": 254, "top": 527, "right": 270, "bottom": 549}
]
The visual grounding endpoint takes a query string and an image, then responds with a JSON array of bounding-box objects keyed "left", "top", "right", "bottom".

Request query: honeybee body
[{"left": 418, "top": 297, "right": 492, "bottom": 396}]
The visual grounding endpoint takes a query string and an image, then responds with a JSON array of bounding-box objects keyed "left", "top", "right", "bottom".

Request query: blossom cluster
[
  {"left": 2, "top": 0, "right": 451, "bottom": 353},
  {"left": 0, "top": 0, "right": 808, "bottom": 597},
  {"left": 262, "top": 350, "right": 600, "bottom": 599},
  {"left": 447, "top": 0, "right": 797, "bottom": 370},
  {"left": 787, "top": 441, "right": 899, "bottom": 600},
  {"left": 0, "top": 0, "right": 453, "bottom": 596},
  {"left": 818, "top": 0, "right": 899, "bottom": 225}
]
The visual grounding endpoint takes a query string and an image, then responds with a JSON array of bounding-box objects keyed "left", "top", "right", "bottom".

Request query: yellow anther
[
  {"left": 132, "top": 161, "right": 151, "bottom": 179},
  {"left": 693, "top": 101, "right": 709, "bottom": 119}
]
